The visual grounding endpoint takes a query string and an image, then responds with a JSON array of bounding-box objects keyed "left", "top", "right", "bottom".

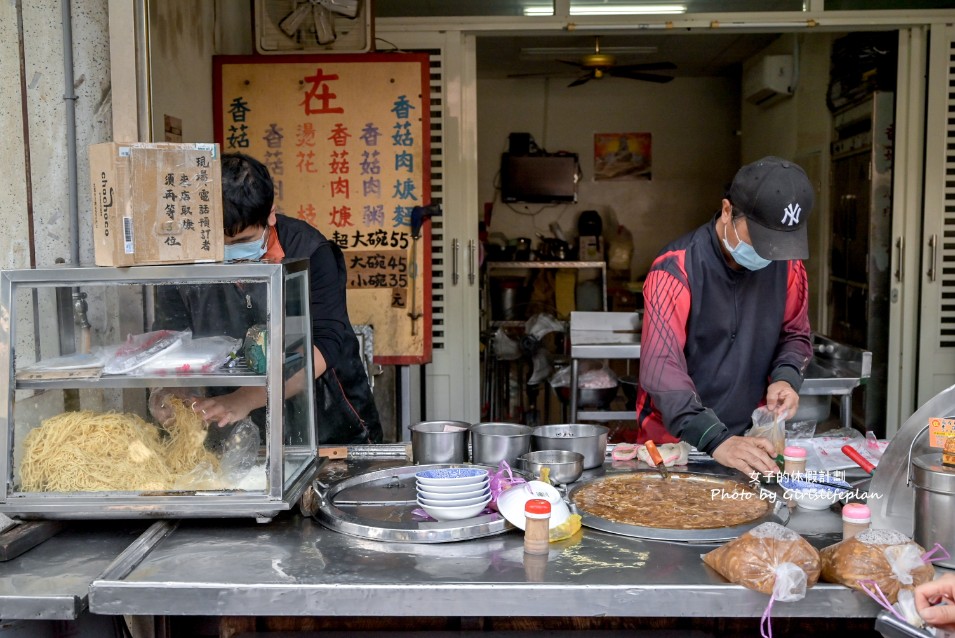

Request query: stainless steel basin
[{"left": 795, "top": 334, "right": 872, "bottom": 428}]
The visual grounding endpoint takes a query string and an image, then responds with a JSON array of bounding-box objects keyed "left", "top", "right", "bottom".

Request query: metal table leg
[{"left": 570, "top": 358, "right": 579, "bottom": 423}]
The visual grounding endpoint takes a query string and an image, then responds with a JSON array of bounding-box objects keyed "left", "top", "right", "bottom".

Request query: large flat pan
[
  {"left": 568, "top": 471, "right": 790, "bottom": 543},
  {"left": 316, "top": 463, "right": 525, "bottom": 544}
]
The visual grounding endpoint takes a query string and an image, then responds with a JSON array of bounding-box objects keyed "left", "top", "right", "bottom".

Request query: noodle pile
[{"left": 19, "top": 396, "right": 220, "bottom": 492}]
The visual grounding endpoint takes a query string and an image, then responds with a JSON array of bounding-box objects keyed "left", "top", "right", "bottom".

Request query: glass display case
[{"left": 0, "top": 260, "right": 318, "bottom": 522}]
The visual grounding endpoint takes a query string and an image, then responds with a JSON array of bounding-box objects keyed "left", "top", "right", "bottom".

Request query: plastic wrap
[{"left": 746, "top": 406, "right": 787, "bottom": 458}]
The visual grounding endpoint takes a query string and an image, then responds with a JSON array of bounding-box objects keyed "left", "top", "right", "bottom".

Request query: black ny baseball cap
[{"left": 728, "top": 156, "right": 814, "bottom": 261}]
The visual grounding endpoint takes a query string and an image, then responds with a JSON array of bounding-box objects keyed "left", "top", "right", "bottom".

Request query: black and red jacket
[{"left": 634, "top": 214, "right": 812, "bottom": 455}]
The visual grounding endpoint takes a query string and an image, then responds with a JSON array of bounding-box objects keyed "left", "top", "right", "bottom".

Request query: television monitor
[{"left": 500, "top": 153, "right": 578, "bottom": 204}]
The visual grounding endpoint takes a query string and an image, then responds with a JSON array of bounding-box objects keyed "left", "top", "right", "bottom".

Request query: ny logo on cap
[{"left": 781, "top": 203, "right": 801, "bottom": 226}]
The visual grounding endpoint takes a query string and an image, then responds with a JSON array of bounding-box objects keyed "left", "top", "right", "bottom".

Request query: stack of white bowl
[{"left": 414, "top": 468, "right": 491, "bottom": 521}]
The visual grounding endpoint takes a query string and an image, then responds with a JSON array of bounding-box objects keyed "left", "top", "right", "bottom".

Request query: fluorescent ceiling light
[
  {"left": 572, "top": 4, "right": 687, "bottom": 15},
  {"left": 520, "top": 46, "right": 659, "bottom": 58},
  {"left": 524, "top": 4, "right": 687, "bottom": 16}
]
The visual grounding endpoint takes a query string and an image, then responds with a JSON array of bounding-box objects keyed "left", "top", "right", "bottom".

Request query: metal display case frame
[{"left": 0, "top": 260, "right": 319, "bottom": 522}]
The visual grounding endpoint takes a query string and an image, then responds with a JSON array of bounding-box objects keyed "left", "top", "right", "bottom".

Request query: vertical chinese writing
[
  {"left": 227, "top": 97, "right": 251, "bottom": 148},
  {"left": 160, "top": 152, "right": 213, "bottom": 251},
  {"left": 390, "top": 94, "right": 417, "bottom": 228}
]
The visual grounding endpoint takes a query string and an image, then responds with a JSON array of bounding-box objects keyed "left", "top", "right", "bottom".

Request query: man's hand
[
  {"left": 192, "top": 387, "right": 266, "bottom": 427},
  {"left": 766, "top": 380, "right": 799, "bottom": 422},
  {"left": 711, "top": 435, "right": 779, "bottom": 476},
  {"left": 916, "top": 573, "right": 955, "bottom": 630}
]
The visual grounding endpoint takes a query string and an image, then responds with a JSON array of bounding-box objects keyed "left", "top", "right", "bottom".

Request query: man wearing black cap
[{"left": 634, "top": 156, "right": 814, "bottom": 476}]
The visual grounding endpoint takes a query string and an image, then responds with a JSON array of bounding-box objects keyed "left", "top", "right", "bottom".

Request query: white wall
[
  {"left": 741, "top": 32, "right": 837, "bottom": 329},
  {"left": 478, "top": 75, "right": 741, "bottom": 279},
  {"left": 148, "top": 0, "right": 218, "bottom": 142}
]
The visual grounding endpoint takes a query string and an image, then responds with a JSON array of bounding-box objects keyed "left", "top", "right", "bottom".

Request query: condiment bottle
[
  {"left": 842, "top": 503, "right": 871, "bottom": 540},
  {"left": 523, "top": 498, "right": 551, "bottom": 555},
  {"left": 783, "top": 445, "right": 808, "bottom": 476}
]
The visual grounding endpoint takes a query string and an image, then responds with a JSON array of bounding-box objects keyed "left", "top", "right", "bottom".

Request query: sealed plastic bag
[
  {"left": 820, "top": 529, "right": 936, "bottom": 604},
  {"left": 132, "top": 335, "right": 241, "bottom": 375},
  {"left": 746, "top": 406, "right": 787, "bottom": 458},
  {"left": 104, "top": 329, "right": 187, "bottom": 375},
  {"left": 703, "top": 522, "right": 821, "bottom": 596},
  {"left": 703, "top": 522, "right": 820, "bottom": 638}
]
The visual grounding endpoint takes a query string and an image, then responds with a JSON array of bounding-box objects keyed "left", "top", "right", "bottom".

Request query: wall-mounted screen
[{"left": 500, "top": 153, "right": 578, "bottom": 204}]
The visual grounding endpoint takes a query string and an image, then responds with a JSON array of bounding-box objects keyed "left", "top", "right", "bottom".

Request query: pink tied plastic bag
[
  {"left": 489, "top": 460, "right": 527, "bottom": 511},
  {"left": 858, "top": 543, "right": 951, "bottom": 624}
]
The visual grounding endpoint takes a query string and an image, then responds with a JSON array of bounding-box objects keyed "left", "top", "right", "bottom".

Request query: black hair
[{"left": 221, "top": 152, "right": 274, "bottom": 237}]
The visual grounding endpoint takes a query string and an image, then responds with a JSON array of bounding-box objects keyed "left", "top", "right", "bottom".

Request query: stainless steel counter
[
  {"left": 82, "top": 457, "right": 882, "bottom": 620},
  {"left": 0, "top": 522, "right": 150, "bottom": 620}
]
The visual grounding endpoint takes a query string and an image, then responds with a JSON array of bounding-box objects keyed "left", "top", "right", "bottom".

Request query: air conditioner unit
[
  {"left": 254, "top": 0, "right": 373, "bottom": 55},
  {"left": 743, "top": 54, "right": 794, "bottom": 108}
]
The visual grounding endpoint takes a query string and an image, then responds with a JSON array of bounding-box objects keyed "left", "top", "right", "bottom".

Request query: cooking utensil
[
  {"left": 409, "top": 420, "right": 470, "bottom": 464},
  {"left": 906, "top": 424, "right": 955, "bottom": 569},
  {"left": 644, "top": 440, "right": 670, "bottom": 481},
  {"left": 531, "top": 424, "right": 609, "bottom": 469},
  {"left": 470, "top": 422, "right": 533, "bottom": 466},
  {"left": 518, "top": 450, "right": 585, "bottom": 485},
  {"left": 841, "top": 444, "right": 876, "bottom": 474}
]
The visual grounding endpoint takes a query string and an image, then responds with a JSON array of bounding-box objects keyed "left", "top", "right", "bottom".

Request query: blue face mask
[
  {"left": 723, "top": 218, "right": 772, "bottom": 271},
  {"left": 224, "top": 228, "right": 268, "bottom": 262}
]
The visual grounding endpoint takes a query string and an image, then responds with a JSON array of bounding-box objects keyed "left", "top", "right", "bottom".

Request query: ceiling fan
[{"left": 513, "top": 37, "right": 677, "bottom": 88}]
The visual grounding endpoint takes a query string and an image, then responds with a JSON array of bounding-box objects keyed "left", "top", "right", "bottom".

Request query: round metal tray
[
  {"left": 315, "top": 463, "right": 522, "bottom": 543},
  {"left": 567, "top": 471, "right": 790, "bottom": 543}
]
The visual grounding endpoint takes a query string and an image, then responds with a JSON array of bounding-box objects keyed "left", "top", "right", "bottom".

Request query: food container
[
  {"left": 841, "top": 502, "right": 871, "bottom": 540},
  {"left": 783, "top": 445, "right": 808, "bottom": 475},
  {"left": 910, "top": 452, "right": 955, "bottom": 569},
  {"left": 470, "top": 422, "right": 533, "bottom": 467},
  {"left": 531, "top": 424, "right": 609, "bottom": 470},
  {"left": 409, "top": 421, "right": 470, "bottom": 464},
  {"left": 556, "top": 385, "right": 619, "bottom": 409},
  {"left": 518, "top": 450, "right": 585, "bottom": 484}
]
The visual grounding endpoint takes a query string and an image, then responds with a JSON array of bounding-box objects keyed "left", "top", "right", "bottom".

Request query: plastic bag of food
[
  {"left": 703, "top": 522, "right": 821, "bottom": 596},
  {"left": 131, "top": 335, "right": 241, "bottom": 375},
  {"left": 746, "top": 406, "right": 787, "bottom": 458},
  {"left": 104, "top": 329, "right": 187, "bottom": 375},
  {"left": 820, "top": 529, "right": 936, "bottom": 604},
  {"left": 579, "top": 365, "right": 618, "bottom": 389},
  {"left": 704, "top": 522, "right": 820, "bottom": 638}
]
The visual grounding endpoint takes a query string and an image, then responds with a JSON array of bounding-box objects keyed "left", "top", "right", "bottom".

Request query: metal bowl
[
  {"left": 555, "top": 384, "right": 619, "bottom": 409},
  {"left": 518, "top": 450, "right": 585, "bottom": 485},
  {"left": 531, "top": 424, "right": 610, "bottom": 469}
]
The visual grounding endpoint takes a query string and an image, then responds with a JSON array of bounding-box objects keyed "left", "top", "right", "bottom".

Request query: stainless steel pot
[
  {"left": 910, "top": 451, "right": 955, "bottom": 569},
  {"left": 409, "top": 421, "right": 470, "bottom": 464},
  {"left": 531, "top": 424, "right": 609, "bottom": 470},
  {"left": 470, "top": 422, "right": 533, "bottom": 467}
]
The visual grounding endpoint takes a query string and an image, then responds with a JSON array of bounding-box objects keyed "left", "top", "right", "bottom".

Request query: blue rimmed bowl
[
  {"left": 414, "top": 467, "right": 489, "bottom": 487},
  {"left": 779, "top": 475, "right": 852, "bottom": 511}
]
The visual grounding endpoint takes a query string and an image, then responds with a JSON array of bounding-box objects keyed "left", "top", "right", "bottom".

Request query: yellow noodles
[{"left": 19, "top": 397, "right": 220, "bottom": 492}]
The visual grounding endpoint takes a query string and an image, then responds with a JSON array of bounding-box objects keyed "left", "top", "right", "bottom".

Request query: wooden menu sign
[{"left": 213, "top": 53, "right": 432, "bottom": 365}]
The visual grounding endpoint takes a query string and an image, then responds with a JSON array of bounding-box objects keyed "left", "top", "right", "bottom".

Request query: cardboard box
[{"left": 90, "top": 142, "right": 224, "bottom": 266}]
